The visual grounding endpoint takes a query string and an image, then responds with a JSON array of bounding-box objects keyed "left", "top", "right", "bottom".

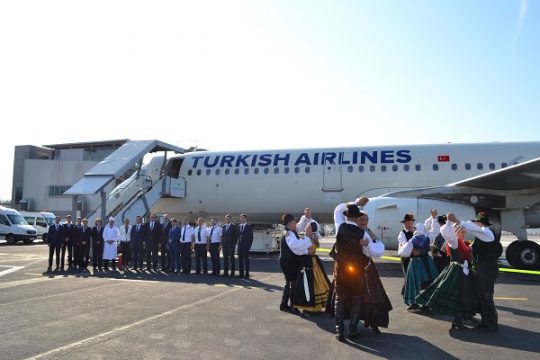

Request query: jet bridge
[{"left": 64, "top": 140, "right": 185, "bottom": 222}]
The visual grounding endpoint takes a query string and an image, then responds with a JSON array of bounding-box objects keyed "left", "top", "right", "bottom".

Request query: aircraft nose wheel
[{"left": 506, "top": 240, "right": 540, "bottom": 270}]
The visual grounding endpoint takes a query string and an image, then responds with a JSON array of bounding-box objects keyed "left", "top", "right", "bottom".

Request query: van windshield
[
  {"left": 7, "top": 214, "right": 29, "bottom": 225},
  {"left": 44, "top": 216, "right": 55, "bottom": 226}
]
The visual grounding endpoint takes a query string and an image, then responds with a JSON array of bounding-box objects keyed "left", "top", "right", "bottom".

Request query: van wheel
[{"left": 6, "top": 235, "right": 17, "bottom": 245}]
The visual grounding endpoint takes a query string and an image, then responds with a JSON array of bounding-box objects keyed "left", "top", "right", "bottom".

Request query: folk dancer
[
  {"left": 448, "top": 212, "right": 501, "bottom": 332},
  {"left": 279, "top": 213, "right": 316, "bottom": 312},
  {"left": 333, "top": 197, "right": 369, "bottom": 232},
  {"left": 425, "top": 211, "right": 450, "bottom": 273},
  {"left": 397, "top": 213, "right": 416, "bottom": 275},
  {"left": 330, "top": 204, "right": 374, "bottom": 341},
  {"left": 401, "top": 223, "right": 439, "bottom": 311},
  {"left": 293, "top": 221, "right": 332, "bottom": 313},
  {"left": 416, "top": 217, "right": 478, "bottom": 329}
]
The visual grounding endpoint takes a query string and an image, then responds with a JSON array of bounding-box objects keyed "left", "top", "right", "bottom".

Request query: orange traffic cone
[{"left": 117, "top": 253, "right": 124, "bottom": 271}]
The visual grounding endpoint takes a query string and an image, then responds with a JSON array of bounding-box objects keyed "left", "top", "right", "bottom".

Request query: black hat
[
  {"left": 437, "top": 215, "right": 447, "bottom": 225},
  {"left": 400, "top": 213, "right": 416, "bottom": 223},
  {"left": 281, "top": 213, "right": 297, "bottom": 225},
  {"left": 343, "top": 204, "right": 362, "bottom": 218},
  {"left": 472, "top": 211, "right": 491, "bottom": 226}
]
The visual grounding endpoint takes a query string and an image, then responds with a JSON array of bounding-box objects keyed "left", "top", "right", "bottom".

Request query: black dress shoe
[
  {"left": 236, "top": 274, "right": 244, "bottom": 278},
  {"left": 451, "top": 319, "right": 467, "bottom": 330},
  {"left": 371, "top": 326, "right": 381, "bottom": 334},
  {"left": 336, "top": 333, "right": 345, "bottom": 342},
  {"left": 280, "top": 304, "right": 292, "bottom": 312}
]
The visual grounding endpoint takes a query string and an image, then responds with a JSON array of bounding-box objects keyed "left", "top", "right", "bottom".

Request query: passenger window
[
  {"left": 284, "top": 167, "right": 290, "bottom": 174},
  {"left": 489, "top": 163, "right": 495, "bottom": 170},
  {"left": 215, "top": 169, "right": 221, "bottom": 175},
  {"left": 234, "top": 168, "right": 240, "bottom": 175},
  {"left": 465, "top": 163, "right": 471, "bottom": 170},
  {"left": 0, "top": 215, "right": 9, "bottom": 226},
  {"left": 501, "top": 162, "right": 507, "bottom": 168},
  {"left": 433, "top": 164, "right": 439, "bottom": 171},
  {"left": 403, "top": 165, "right": 410, "bottom": 172},
  {"left": 305, "top": 167, "right": 311, "bottom": 174},
  {"left": 206, "top": 169, "right": 211, "bottom": 175},
  {"left": 196, "top": 169, "right": 202, "bottom": 176},
  {"left": 415, "top": 164, "right": 421, "bottom": 171},
  {"left": 244, "top": 168, "right": 250, "bottom": 175},
  {"left": 369, "top": 165, "right": 376, "bottom": 172},
  {"left": 294, "top": 167, "right": 300, "bottom": 174},
  {"left": 392, "top": 165, "right": 398, "bottom": 172},
  {"left": 225, "top": 169, "right": 230, "bottom": 175},
  {"left": 187, "top": 169, "right": 193, "bottom": 176},
  {"left": 274, "top": 167, "right": 279, "bottom": 174},
  {"left": 477, "top": 163, "right": 483, "bottom": 170},
  {"left": 263, "top": 168, "right": 269, "bottom": 174},
  {"left": 380, "top": 165, "right": 386, "bottom": 172},
  {"left": 358, "top": 165, "right": 364, "bottom": 173},
  {"left": 347, "top": 166, "right": 353, "bottom": 173},
  {"left": 36, "top": 218, "right": 47, "bottom": 227},
  {"left": 451, "top": 164, "right": 458, "bottom": 171},
  {"left": 254, "top": 168, "right": 259, "bottom": 174}
]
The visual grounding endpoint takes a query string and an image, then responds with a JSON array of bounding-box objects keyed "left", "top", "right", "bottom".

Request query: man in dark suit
[
  {"left": 131, "top": 216, "right": 146, "bottom": 271},
  {"left": 91, "top": 219, "right": 104, "bottom": 272},
  {"left": 160, "top": 214, "right": 172, "bottom": 271},
  {"left": 221, "top": 214, "right": 238, "bottom": 277},
  {"left": 237, "top": 213, "right": 254, "bottom": 278},
  {"left": 145, "top": 213, "right": 162, "bottom": 271},
  {"left": 78, "top": 218, "right": 92, "bottom": 271},
  {"left": 61, "top": 215, "right": 75, "bottom": 270},
  {"left": 47, "top": 216, "right": 64, "bottom": 272}
]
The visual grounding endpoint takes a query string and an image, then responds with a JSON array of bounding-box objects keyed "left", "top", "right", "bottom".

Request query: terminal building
[{"left": 11, "top": 140, "right": 128, "bottom": 217}]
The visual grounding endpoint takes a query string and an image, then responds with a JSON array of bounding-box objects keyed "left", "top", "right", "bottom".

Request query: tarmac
[{"left": 0, "top": 240, "right": 539, "bottom": 360}]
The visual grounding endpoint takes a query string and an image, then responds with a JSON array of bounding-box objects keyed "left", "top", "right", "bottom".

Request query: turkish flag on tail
[{"left": 437, "top": 155, "right": 450, "bottom": 162}]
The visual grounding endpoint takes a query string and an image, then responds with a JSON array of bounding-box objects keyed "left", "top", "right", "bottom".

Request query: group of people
[
  {"left": 279, "top": 204, "right": 392, "bottom": 342},
  {"left": 398, "top": 209, "right": 502, "bottom": 333},
  {"left": 46, "top": 213, "right": 254, "bottom": 278}
]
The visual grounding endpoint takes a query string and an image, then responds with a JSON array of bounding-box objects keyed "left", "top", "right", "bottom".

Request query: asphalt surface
[{"left": 0, "top": 241, "right": 539, "bottom": 360}]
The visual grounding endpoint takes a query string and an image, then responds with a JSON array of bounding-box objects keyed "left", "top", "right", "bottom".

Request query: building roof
[{"left": 43, "top": 139, "right": 129, "bottom": 150}]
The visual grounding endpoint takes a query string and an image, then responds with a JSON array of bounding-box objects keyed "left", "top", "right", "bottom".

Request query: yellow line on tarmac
[
  {"left": 498, "top": 267, "right": 540, "bottom": 275},
  {"left": 319, "top": 248, "right": 400, "bottom": 262},
  {"left": 494, "top": 297, "right": 528, "bottom": 301}
]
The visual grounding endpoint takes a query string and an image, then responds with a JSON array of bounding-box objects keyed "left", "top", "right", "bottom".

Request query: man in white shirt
[
  {"left": 194, "top": 218, "right": 209, "bottom": 274},
  {"left": 208, "top": 218, "right": 223, "bottom": 275},
  {"left": 334, "top": 197, "right": 369, "bottom": 232},
  {"left": 297, "top": 208, "right": 320, "bottom": 235},
  {"left": 103, "top": 217, "right": 120, "bottom": 271}
]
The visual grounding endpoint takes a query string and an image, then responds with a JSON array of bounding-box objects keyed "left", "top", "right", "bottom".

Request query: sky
[{"left": 0, "top": 0, "right": 539, "bottom": 201}]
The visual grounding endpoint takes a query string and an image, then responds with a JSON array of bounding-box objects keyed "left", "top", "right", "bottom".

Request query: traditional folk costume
[
  {"left": 402, "top": 224, "right": 439, "bottom": 308},
  {"left": 425, "top": 215, "right": 450, "bottom": 273},
  {"left": 330, "top": 205, "right": 391, "bottom": 341},
  {"left": 416, "top": 221, "right": 478, "bottom": 329},
  {"left": 397, "top": 214, "right": 416, "bottom": 275},
  {"left": 294, "top": 222, "right": 331, "bottom": 313},
  {"left": 279, "top": 214, "right": 314, "bottom": 312}
]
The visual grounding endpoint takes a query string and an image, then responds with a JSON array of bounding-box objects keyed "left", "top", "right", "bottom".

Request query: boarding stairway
[{"left": 65, "top": 140, "right": 185, "bottom": 222}]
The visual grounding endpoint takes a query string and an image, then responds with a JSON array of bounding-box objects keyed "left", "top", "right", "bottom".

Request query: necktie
[
  {"left": 56, "top": 224, "right": 59, "bottom": 231},
  {"left": 210, "top": 226, "right": 215, "bottom": 239},
  {"left": 151, "top": 222, "right": 154, "bottom": 231},
  {"left": 137, "top": 224, "right": 140, "bottom": 231},
  {"left": 241, "top": 224, "right": 244, "bottom": 233},
  {"left": 182, "top": 227, "right": 186, "bottom": 241},
  {"left": 198, "top": 228, "right": 201, "bottom": 242}
]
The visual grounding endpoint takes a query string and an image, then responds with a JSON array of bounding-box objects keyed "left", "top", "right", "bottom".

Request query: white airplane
[{"left": 148, "top": 141, "right": 540, "bottom": 269}]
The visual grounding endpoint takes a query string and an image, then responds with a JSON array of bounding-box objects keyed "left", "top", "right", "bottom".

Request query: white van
[
  {"left": 0, "top": 206, "right": 38, "bottom": 245},
  {"left": 20, "top": 211, "right": 56, "bottom": 243}
]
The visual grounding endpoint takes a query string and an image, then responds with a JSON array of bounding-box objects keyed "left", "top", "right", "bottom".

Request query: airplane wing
[{"left": 383, "top": 157, "right": 540, "bottom": 209}]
